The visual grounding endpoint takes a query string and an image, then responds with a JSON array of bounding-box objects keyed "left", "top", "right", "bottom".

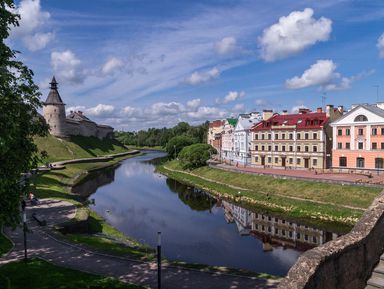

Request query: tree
[
  {"left": 178, "top": 144, "right": 216, "bottom": 169},
  {"left": 165, "top": 135, "right": 195, "bottom": 158},
  {"left": 0, "top": 0, "right": 48, "bottom": 227}
]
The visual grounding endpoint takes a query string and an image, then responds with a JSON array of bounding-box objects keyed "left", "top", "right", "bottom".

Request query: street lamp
[
  {"left": 157, "top": 232, "right": 162, "bottom": 289},
  {"left": 22, "top": 203, "right": 27, "bottom": 261}
]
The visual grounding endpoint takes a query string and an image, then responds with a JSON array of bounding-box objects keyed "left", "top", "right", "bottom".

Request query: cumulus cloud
[
  {"left": 291, "top": 105, "right": 308, "bottom": 113},
  {"left": 187, "top": 106, "right": 226, "bottom": 119},
  {"left": 186, "top": 98, "right": 201, "bottom": 110},
  {"left": 222, "top": 91, "right": 245, "bottom": 104},
  {"left": 11, "top": 0, "right": 54, "bottom": 51},
  {"left": 214, "top": 36, "right": 237, "bottom": 55},
  {"left": 102, "top": 57, "right": 125, "bottom": 75},
  {"left": 185, "top": 67, "right": 220, "bottom": 85},
  {"left": 285, "top": 60, "right": 373, "bottom": 91},
  {"left": 232, "top": 103, "right": 245, "bottom": 113},
  {"left": 51, "top": 50, "right": 85, "bottom": 84},
  {"left": 86, "top": 104, "right": 115, "bottom": 117},
  {"left": 255, "top": 99, "right": 268, "bottom": 106},
  {"left": 378, "top": 33, "right": 384, "bottom": 58},
  {"left": 258, "top": 8, "right": 332, "bottom": 62},
  {"left": 147, "top": 102, "right": 185, "bottom": 115}
]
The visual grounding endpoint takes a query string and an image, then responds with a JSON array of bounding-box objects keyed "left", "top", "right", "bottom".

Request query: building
[
  {"left": 250, "top": 106, "right": 343, "bottom": 170},
  {"left": 330, "top": 103, "right": 384, "bottom": 172},
  {"left": 221, "top": 118, "right": 237, "bottom": 164},
  {"left": 207, "top": 119, "right": 225, "bottom": 159},
  {"left": 233, "top": 112, "right": 262, "bottom": 166},
  {"left": 43, "top": 77, "right": 113, "bottom": 139}
]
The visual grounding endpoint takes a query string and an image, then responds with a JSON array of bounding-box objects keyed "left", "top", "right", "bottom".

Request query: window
[
  {"left": 305, "top": 146, "right": 309, "bottom": 152},
  {"left": 275, "top": 157, "right": 279, "bottom": 163},
  {"left": 289, "top": 133, "right": 293, "bottom": 140},
  {"left": 339, "top": 157, "right": 347, "bottom": 167},
  {"left": 313, "top": 236, "right": 317, "bottom": 243},
  {"left": 282, "top": 146, "right": 286, "bottom": 152},
  {"left": 262, "top": 134, "right": 265, "bottom": 140},
  {"left": 255, "top": 156, "right": 259, "bottom": 162},
  {"left": 254, "top": 134, "right": 258, "bottom": 140},
  {"left": 346, "top": 129, "right": 350, "bottom": 136},
  {"left": 261, "top": 145, "right": 265, "bottom": 151},
  {"left": 255, "top": 145, "right": 259, "bottom": 151},
  {"left": 375, "top": 158, "right": 384, "bottom": 169},
  {"left": 358, "top": 128, "right": 364, "bottom": 135},
  {"left": 297, "top": 133, "right": 301, "bottom": 140},
  {"left": 268, "top": 134, "right": 271, "bottom": 140},
  {"left": 338, "top": 143, "right": 342, "bottom": 149},
  {"left": 275, "top": 134, "right": 278, "bottom": 140},
  {"left": 372, "top": 142, "right": 377, "bottom": 149},
  {"left": 313, "top": 159, "right": 317, "bottom": 166},
  {"left": 313, "top": 146, "right": 317, "bottom": 152},
  {"left": 382, "top": 128, "right": 384, "bottom": 135},
  {"left": 268, "top": 145, "right": 272, "bottom": 151},
  {"left": 313, "top": 133, "right": 317, "bottom": 139},
  {"left": 297, "top": 233, "right": 301, "bottom": 239},
  {"left": 382, "top": 143, "right": 384, "bottom": 149},
  {"left": 289, "top": 146, "right": 293, "bottom": 152},
  {"left": 338, "top": 129, "right": 342, "bottom": 136},
  {"left": 297, "top": 146, "right": 301, "bottom": 152},
  {"left": 305, "top": 133, "right": 309, "bottom": 140},
  {"left": 356, "top": 157, "right": 365, "bottom": 168},
  {"left": 275, "top": 145, "right": 278, "bottom": 151},
  {"left": 354, "top": 115, "right": 368, "bottom": 122},
  {"left": 372, "top": 128, "right": 378, "bottom": 136},
  {"left": 282, "top": 134, "right": 285, "bottom": 140},
  {"left": 358, "top": 142, "right": 363, "bottom": 149},
  {"left": 297, "top": 158, "right": 301, "bottom": 164},
  {"left": 289, "top": 158, "right": 293, "bottom": 164},
  {"left": 268, "top": 157, "right": 272, "bottom": 163},
  {"left": 346, "top": 142, "right": 350, "bottom": 149}
]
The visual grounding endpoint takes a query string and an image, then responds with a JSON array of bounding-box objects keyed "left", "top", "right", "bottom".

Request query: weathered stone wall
[
  {"left": 96, "top": 125, "right": 113, "bottom": 139},
  {"left": 65, "top": 120, "right": 81, "bottom": 136},
  {"left": 278, "top": 191, "right": 384, "bottom": 289},
  {"left": 43, "top": 104, "right": 67, "bottom": 137},
  {"left": 79, "top": 120, "right": 98, "bottom": 137}
]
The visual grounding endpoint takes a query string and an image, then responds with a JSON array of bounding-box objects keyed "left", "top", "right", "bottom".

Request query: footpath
[{"left": 0, "top": 199, "right": 279, "bottom": 289}]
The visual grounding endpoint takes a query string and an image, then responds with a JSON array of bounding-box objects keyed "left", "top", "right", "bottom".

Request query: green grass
[
  {"left": 0, "top": 258, "right": 145, "bottom": 289},
  {"left": 125, "top": 145, "right": 165, "bottom": 151},
  {"left": 0, "top": 228, "right": 12, "bottom": 256},
  {"left": 158, "top": 161, "right": 383, "bottom": 229},
  {"left": 34, "top": 135, "right": 128, "bottom": 163}
]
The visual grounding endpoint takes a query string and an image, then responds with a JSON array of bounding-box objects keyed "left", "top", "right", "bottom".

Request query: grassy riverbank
[
  {"left": 158, "top": 160, "right": 382, "bottom": 230},
  {"left": 0, "top": 259, "right": 145, "bottom": 289}
]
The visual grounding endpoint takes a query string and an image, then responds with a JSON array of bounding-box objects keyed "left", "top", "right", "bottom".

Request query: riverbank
[{"left": 157, "top": 160, "right": 382, "bottom": 230}]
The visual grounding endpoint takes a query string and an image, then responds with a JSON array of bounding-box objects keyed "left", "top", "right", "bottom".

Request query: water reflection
[
  {"left": 80, "top": 151, "right": 341, "bottom": 275},
  {"left": 71, "top": 167, "right": 115, "bottom": 197}
]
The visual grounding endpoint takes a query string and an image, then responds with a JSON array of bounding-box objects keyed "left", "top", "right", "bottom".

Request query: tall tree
[{"left": 0, "top": 0, "right": 48, "bottom": 226}]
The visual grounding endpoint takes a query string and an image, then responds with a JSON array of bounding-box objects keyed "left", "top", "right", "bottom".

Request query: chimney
[
  {"left": 298, "top": 108, "right": 310, "bottom": 114},
  {"left": 316, "top": 107, "right": 323, "bottom": 113},
  {"left": 282, "top": 110, "right": 288, "bottom": 115},
  {"left": 262, "top": 109, "right": 273, "bottom": 120},
  {"left": 78, "top": 111, "right": 83, "bottom": 115},
  {"left": 326, "top": 104, "right": 334, "bottom": 117},
  {"left": 337, "top": 105, "right": 344, "bottom": 114}
]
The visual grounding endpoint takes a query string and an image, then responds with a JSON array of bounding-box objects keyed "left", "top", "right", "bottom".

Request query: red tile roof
[
  {"left": 209, "top": 120, "right": 225, "bottom": 128},
  {"left": 251, "top": 112, "right": 328, "bottom": 131}
]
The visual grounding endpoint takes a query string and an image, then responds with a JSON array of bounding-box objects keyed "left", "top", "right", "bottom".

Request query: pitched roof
[
  {"left": 236, "top": 115, "right": 260, "bottom": 131},
  {"left": 44, "top": 76, "right": 64, "bottom": 105},
  {"left": 67, "top": 111, "right": 92, "bottom": 122},
  {"left": 226, "top": 118, "right": 237, "bottom": 127},
  {"left": 330, "top": 104, "right": 384, "bottom": 125},
  {"left": 252, "top": 112, "right": 328, "bottom": 131}
]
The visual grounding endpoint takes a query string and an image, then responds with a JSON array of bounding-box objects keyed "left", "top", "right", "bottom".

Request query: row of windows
[
  {"left": 339, "top": 157, "right": 384, "bottom": 169},
  {"left": 337, "top": 127, "right": 384, "bottom": 136},
  {"left": 337, "top": 142, "right": 384, "bottom": 150},
  {"left": 254, "top": 225, "right": 318, "bottom": 243},
  {"left": 255, "top": 145, "right": 319, "bottom": 152},
  {"left": 255, "top": 156, "right": 318, "bottom": 166},
  {"left": 254, "top": 132, "right": 319, "bottom": 140}
]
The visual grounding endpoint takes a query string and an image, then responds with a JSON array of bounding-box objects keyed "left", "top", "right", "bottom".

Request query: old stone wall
[
  {"left": 65, "top": 120, "right": 81, "bottom": 136},
  {"left": 278, "top": 191, "right": 384, "bottom": 289}
]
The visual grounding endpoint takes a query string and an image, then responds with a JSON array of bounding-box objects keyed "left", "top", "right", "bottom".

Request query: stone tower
[{"left": 43, "top": 76, "right": 67, "bottom": 137}]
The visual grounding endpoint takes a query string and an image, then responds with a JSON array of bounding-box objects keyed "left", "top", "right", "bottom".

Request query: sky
[{"left": 7, "top": 0, "right": 384, "bottom": 130}]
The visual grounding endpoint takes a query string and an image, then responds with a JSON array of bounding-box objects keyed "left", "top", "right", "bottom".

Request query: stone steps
[{"left": 365, "top": 254, "right": 384, "bottom": 289}]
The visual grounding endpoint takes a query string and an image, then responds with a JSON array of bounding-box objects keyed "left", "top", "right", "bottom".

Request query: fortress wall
[
  {"left": 79, "top": 121, "right": 98, "bottom": 137},
  {"left": 65, "top": 120, "right": 81, "bottom": 136},
  {"left": 96, "top": 126, "right": 114, "bottom": 139},
  {"left": 43, "top": 104, "right": 67, "bottom": 137},
  {"left": 278, "top": 191, "right": 384, "bottom": 289}
]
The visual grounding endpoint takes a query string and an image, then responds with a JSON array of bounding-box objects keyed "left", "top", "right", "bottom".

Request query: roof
[
  {"left": 209, "top": 120, "right": 225, "bottom": 128},
  {"left": 330, "top": 104, "right": 384, "bottom": 125},
  {"left": 44, "top": 76, "right": 64, "bottom": 105},
  {"left": 236, "top": 115, "right": 260, "bottom": 131},
  {"left": 226, "top": 118, "right": 237, "bottom": 127},
  {"left": 252, "top": 112, "right": 328, "bottom": 131},
  {"left": 67, "top": 111, "right": 92, "bottom": 122}
]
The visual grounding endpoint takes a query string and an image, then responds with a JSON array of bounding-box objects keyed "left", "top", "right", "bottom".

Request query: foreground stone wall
[{"left": 278, "top": 191, "right": 384, "bottom": 289}]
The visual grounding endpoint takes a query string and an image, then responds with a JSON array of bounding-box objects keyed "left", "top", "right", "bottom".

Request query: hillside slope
[{"left": 34, "top": 135, "right": 128, "bottom": 163}]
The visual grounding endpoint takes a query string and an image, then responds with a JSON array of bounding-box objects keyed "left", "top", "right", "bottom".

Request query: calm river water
[{"left": 78, "top": 151, "right": 340, "bottom": 276}]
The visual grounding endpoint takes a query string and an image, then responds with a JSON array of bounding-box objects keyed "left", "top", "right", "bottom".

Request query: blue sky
[{"left": 8, "top": 0, "right": 384, "bottom": 130}]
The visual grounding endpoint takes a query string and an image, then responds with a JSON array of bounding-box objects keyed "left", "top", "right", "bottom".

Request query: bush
[
  {"left": 165, "top": 135, "right": 196, "bottom": 158},
  {"left": 178, "top": 144, "right": 216, "bottom": 169}
]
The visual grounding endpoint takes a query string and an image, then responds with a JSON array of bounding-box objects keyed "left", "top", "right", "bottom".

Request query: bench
[{"left": 32, "top": 213, "right": 47, "bottom": 226}]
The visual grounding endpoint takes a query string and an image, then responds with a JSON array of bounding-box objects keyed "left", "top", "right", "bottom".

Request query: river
[{"left": 75, "top": 151, "right": 340, "bottom": 276}]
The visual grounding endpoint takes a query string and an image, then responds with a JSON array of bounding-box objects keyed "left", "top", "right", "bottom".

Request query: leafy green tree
[
  {"left": 178, "top": 144, "right": 216, "bottom": 169},
  {"left": 165, "top": 135, "right": 195, "bottom": 158},
  {"left": 0, "top": 0, "right": 48, "bottom": 226}
]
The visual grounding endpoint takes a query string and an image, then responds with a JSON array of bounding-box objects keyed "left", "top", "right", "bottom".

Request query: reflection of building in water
[{"left": 222, "top": 201, "right": 338, "bottom": 251}]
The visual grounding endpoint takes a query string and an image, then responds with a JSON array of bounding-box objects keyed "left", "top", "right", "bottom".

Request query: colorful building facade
[
  {"left": 330, "top": 103, "right": 384, "bottom": 171},
  {"left": 208, "top": 119, "right": 225, "bottom": 159},
  {"left": 221, "top": 118, "right": 237, "bottom": 164}
]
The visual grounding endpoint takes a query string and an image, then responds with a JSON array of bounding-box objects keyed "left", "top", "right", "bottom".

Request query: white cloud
[
  {"left": 285, "top": 60, "right": 373, "bottom": 91},
  {"left": 86, "top": 104, "right": 115, "bottom": 117},
  {"left": 223, "top": 91, "right": 245, "bottom": 104},
  {"left": 291, "top": 105, "right": 308, "bottom": 113},
  {"left": 66, "top": 106, "right": 86, "bottom": 114},
  {"left": 187, "top": 106, "right": 226, "bottom": 119},
  {"left": 255, "top": 99, "right": 268, "bottom": 106},
  {"left": 51, "top": 50, "right": 85, "bottom": 84},
  {"left": 185, "top": 67, "right": 220, "bottom": 85},
  {"left": 214, "top": 36, "right": 237, "bottom": 55},
  {"left": 11, "top": 0, "right": 54, "bottom": 51},
  {"left": 258, "top": 8, "right": 332, "bottom": 62},
  {"left": 147, "top": 102, "right": 185, "bottom": 116},
  {"left": 186, "top": 98, "right": 201, "bottom": 110},
  {"left": 377, "top": 33, "right": 384, "bottom": 58},
  {"left": 232, "top": 103, "right": 245, "bottom": 113},
  {"left": 102, "top": 57, "right": 125, "bottom": 75}
]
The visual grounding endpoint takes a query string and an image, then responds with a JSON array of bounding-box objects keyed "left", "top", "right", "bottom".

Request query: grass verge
[
  {"left": 157, "top": 160, "right": 382, "bottom": 230},
  {"left": 0, "top": 258, "right": 146, "bottom": 289}
]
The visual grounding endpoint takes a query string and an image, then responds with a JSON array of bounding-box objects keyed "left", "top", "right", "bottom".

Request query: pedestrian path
[{"left": 0, "top": 199, "right": 279, "bottom": 289}]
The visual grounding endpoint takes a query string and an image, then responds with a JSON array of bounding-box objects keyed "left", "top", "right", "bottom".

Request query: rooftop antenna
[
  {"left": 373, "top": 85, "right": 380, "bottom": 102},
  {"left": 321, "top": 92, "right": 327, "bottom": 109}
]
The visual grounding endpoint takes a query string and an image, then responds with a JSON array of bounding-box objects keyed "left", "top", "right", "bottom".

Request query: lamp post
[
  {"left": 157, "top": 232, "right": 162, "bottom": 289},
  {"left": 22, "top": 206, "right": 27, "bottom": 261}
]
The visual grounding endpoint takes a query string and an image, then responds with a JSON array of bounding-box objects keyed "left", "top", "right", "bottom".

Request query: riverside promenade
[{"left": 0, "top": 199, "right": 279, "bottom": 289}]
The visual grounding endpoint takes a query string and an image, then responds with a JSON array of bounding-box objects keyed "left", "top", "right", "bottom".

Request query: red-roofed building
[
  {"left": 208, "top": 119, "right": 225, "bottom": 159},
  {"left": 250, "top": 105, "right": 343, "bottom": 170}
]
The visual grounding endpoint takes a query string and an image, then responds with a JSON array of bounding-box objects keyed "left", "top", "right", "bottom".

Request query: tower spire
[{"left": 50, "top": 76, "right": 58, "bottom": 90}]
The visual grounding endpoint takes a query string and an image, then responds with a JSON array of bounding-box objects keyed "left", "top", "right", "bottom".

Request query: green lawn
[
  {"left": 34, "top": 135, "right": 128, "bottom": 163},
  {"left": 0, "top": 229, "right": 12, "bottom": 256},
  {"left": 158, "top": 161, "right": 383, "bottom": 229},
  {"left": 0, "top": 259, "right": 145, "bottom": 289}
]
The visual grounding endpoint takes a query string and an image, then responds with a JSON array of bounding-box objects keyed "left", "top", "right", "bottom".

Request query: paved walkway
[
  {"left": 213, "top": 163, "right": 384, "bottom": 187},
  {"left": 0, "top": 199, "right": 279, "bottom": 289}
]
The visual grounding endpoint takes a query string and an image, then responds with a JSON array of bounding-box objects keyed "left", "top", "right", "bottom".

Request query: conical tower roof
[{"left": 44, "top": 76, "right": 64, "bottom": 105}]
